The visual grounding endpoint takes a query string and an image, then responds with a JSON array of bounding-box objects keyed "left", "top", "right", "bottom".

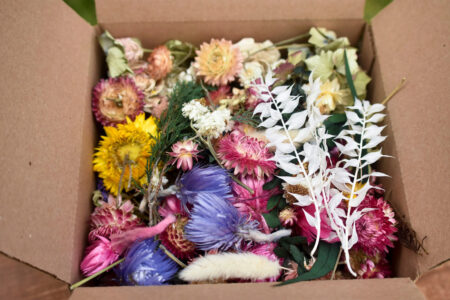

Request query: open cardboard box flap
[
  {"left": 0, "top": 0, "right": 448, "bottom": 298},
  {"left": 0, "top": 0, "right": 99, "bottom": 284}
]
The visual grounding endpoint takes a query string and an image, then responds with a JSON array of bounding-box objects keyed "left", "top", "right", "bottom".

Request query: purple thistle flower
[
  {"left": 116, "top": 238, "right": 179, "bottom": 286},
  {"left": 177, "top": 165, "right": 232, "bottom": 211},
  {"left": 184, "top": 193, "right": 259, "bottom": 251},
  {"left": 97, "top": 179, "right": 109, "bottom": 201}
]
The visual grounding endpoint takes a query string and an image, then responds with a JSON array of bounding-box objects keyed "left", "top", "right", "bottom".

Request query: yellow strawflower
[{"left": 93, "top": 113, "right": 158, "bottom": 195}]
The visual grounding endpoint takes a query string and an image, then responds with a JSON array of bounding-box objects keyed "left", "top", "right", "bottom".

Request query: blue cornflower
[
  {"left": 116, "top": 238, "right": 179, "bottom": 286},
  {"left": 184, "top": 193, "right": 259, "bottom": 251},
  {"left": 177, "top": 165, "right": 232, "bottom": 210}
]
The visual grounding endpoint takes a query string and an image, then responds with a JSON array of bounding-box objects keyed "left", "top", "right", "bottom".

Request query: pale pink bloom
[
  {"left": 80, "top": 235, "right": 119, "bottom": 276},
  {"left": 168, "top": 140, "right": 201, "bottom": 171},
  {"left": 116, "top": 38, "right": 143, "bottom": 64},
  {"left": 218, "top": 130, "right": 276, "bottom": 179},
  {"left": 279, "top": 207, "right": 298, "bottom": 227}
]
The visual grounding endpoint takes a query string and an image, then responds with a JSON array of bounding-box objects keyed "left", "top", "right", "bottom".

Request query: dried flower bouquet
[{"left": 73, "top": 27, "right": 400, "bottom": 288}]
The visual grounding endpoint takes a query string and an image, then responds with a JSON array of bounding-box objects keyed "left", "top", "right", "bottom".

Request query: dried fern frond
[
  {"left": 324, "top": 98, "right": 389, "bottom": 276},
  {"left": 252, "top": 73, "right": 331, "bottom": 258}
]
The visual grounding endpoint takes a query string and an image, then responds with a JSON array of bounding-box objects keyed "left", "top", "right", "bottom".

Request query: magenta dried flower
[{"left": 80, "top": 235, "right": 119, "bottom": 276}]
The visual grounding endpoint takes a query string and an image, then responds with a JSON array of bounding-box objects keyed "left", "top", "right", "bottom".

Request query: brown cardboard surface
[
  {"left": 0, "top": 0, "right": 98, "bottom": 283},
  {"left": 415, "top": 260, "right": 450, "bottom": 300},
  {"left": 370, "top": 0, "right": 450, "bottom": 276},
  {"left": 70, "top": 278, "right": 424, "bottom": 300},
  {"left": 100, "top": 20, "right": 365, "bottom": 48},
  {"left": 96, "top": 0, "right": 365, "bottom": 23}
]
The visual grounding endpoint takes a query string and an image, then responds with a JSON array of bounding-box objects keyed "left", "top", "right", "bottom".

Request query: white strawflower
[
  {"left": 239, "top": 61, "right": 265, "bottom": 87},
  {"left": 182, "top": 100, "right": 209, "bottom": 121}
]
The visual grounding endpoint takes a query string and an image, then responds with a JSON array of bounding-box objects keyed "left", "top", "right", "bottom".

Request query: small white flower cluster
[{"left": 182, "top": 100, "right": 233, "bottom": 139}]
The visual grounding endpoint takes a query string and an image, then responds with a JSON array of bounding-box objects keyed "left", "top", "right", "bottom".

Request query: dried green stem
[
  {"left": 330, "top": 247, "right": 343, "bottom": 280},
  {"left": 70, "top": 258, "right": 125, "bottom": 290},
  {"left": 382, "top": 78, "right": 407, "bottom": 105}
]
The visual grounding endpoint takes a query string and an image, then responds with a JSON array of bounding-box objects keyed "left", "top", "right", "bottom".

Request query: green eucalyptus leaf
[
  {"left": 263, "top": 177, "right": 281, "bottom": 190},
  {"left": 267, "top": 194, "right": 282, "bottom": 211},
  {"left": 280, "top": 236, "right": 308, "bottom": 245},
  {"left": 289, "top": 245, "right": 304, "bottom": 264},
  {"left": 364, "top": 0, "right": 393, "bottom": 23},
  {"left": 263, "top": 211, "right": 281, "bottom": 228},
  {"left": 274, "top": 246, "right": 290, "bottom": 259},
  {"left": 324, "top": 113, "right": 346, "bottom": 125},
  {"left": 277, "top": 199, "right": 287, "bottom": 210},
  {"left": 277, "top": 242, "right": 341, "bottom": 285},
  {"left": 106, "top": 46, "right": 133, "bottom": 78},
  {"left": 344, "top": 50, "right": 357, "bottom": 101},
  {"left": 64, "top": 0, "right": 97, "bottom": 25}
]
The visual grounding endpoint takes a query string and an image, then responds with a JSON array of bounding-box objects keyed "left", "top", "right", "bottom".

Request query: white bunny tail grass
[{"left": 179, "top": 253, "right": 281, "bottom": 282}]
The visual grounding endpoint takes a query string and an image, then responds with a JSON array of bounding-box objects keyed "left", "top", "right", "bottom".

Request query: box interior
[{"left": 2, "top": 0, "right": 448, "bottom": 298}]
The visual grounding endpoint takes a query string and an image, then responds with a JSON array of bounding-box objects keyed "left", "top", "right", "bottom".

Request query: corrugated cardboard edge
[
  {"left": 96, "top": 0, "right": 365, "bottom": 23},
  {"left": 371, "top": 0, "right": 450, "bottom": 277},
  {"left": 0, "top": 0, "right": 98, "bottom": 284},
  {"left": 70, "top": 278, "right": 424, "bottom": 300}
]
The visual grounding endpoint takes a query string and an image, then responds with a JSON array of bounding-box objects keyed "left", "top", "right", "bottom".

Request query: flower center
[{"left": 117, "top": 143, "right": 143, "bottom": 164}]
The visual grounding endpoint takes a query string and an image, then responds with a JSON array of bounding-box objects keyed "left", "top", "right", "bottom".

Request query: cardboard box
[{"left": 0, "top": 0, "right": 449, "bottom": 298}]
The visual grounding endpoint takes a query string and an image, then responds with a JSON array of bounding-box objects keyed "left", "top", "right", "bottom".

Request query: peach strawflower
[
  {"left": 147, "top": 45, "right": 173, "bottom": 80},
  {"left": 168, "top": 139, "right": 201, "bottom": 171},
  {"left": 92, "top": 77, "right": 144, "bottom": 126},
  {"left": 193, "top": 38, "right": 243, "bottom": 86}
]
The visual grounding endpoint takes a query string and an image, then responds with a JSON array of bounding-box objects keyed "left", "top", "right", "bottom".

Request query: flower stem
[
  {"left": 159, "top": 244, "right": 187, "bottom": 268},
  {"left": 69, "top": 258, "right": 125, "bottom": 290},
  {"left": 330, "top": 247, "right": 343, "bottom": 280},
  {"left": 246, "top": 32, "right": 310, "bottom": 60},
  {"left": 143, "top": 48, "right": 153, "bottom": 53},
  {"left": 381, "top": 78, "right": 407, "bottom": 105}
]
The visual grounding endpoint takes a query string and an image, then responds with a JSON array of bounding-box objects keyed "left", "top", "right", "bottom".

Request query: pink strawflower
[
  {"left": 168, "top": 139, "right": 201, "bottom": 171},
  {"left": 232, "top": 175, "right": 279, "bottom": 233},
  {"left": 158, "top": 195, "right": 186, "bottom": 217},
  {"left": 217, "top": 130, "right": 276, "bottom": 179},
  {"left": 357, "top": 257, "right": 392, "bottom": 279},
  {"left": 354, "top": 193, "right": 397, "bottom": 256},
  {"left": 88, "top": 196, "right": 142, "bottom": 242},
  {"left": 295, "top": 204, "right": 339, "bottom": 244},
  {"left": 80, "top": 235, "right": 119, "bottom": 276},
  {"left": 249, "top": 243, "right": 282, "bottom": 282}
]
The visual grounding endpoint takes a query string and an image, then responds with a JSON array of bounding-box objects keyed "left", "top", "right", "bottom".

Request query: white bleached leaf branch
[
  {"left": 252, "top": 73, "right": 330, "bottom": 259},
  {"left": 324, "top": 98, "right": 389, "bottom": 276}
]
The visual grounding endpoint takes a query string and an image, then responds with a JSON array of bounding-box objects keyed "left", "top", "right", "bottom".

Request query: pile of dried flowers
[{"left": 75, "top": 27, "right": 398, "bottom": 288}]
